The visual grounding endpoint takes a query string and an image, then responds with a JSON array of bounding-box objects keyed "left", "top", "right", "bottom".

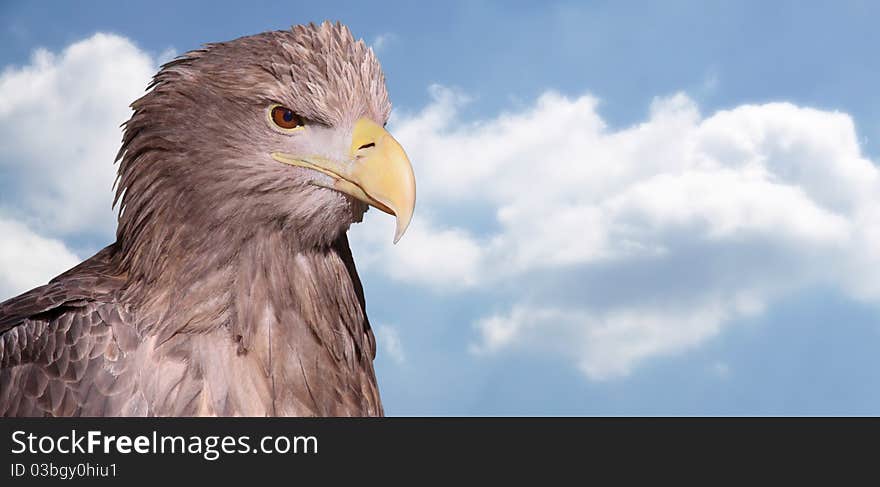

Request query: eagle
[{"left": 0, "top": 21, "right": 415, "bottom": 416}]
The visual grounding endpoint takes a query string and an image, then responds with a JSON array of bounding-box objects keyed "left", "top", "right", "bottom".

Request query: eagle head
[{"left": 114, "top": 21, "right": 415, "bottom": 255}]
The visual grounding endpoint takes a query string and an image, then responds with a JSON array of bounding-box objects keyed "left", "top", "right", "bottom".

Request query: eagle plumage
[{"left": 0, "top": 21, "right": 415, "bottom": 416}]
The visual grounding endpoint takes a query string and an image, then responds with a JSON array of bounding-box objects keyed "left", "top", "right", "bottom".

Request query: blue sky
[{"left": 2, "top": 1, "right": 880, "bottom": 415}]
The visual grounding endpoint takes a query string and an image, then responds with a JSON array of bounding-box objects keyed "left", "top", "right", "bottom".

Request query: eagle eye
[{"left": 268, "top": 104, "right": 304, "bottom": 132}]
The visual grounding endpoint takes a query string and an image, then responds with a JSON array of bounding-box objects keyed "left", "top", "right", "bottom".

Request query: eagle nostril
[{"left": 357, "top": 142, "right": 375, "bottom": 151}]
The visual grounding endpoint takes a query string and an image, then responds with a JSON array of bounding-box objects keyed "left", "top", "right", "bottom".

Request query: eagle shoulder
[{"left": 0, "top": 245, "right": 145, "bottom": 416}]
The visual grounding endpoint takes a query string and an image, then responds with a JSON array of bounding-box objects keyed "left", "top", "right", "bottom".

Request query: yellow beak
[{"left": 271, "top": 118, "right": 416, "bottom": 243}]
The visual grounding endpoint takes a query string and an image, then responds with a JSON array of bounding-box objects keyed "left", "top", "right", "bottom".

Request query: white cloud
[
  {"left": 371, "top": 33, "right": 396, "bottom": 52},
  {"left": 157, "top": 47, "right": 178, "bottom": 65},
  {"left": 375, "top": 324, "right": 405, "bottom": 364},
  {"left": 354, "top": 212, "right": 485, "bottom": 289},
  {"left": 0, "top": 217, "right": 80, "bottom": 299},
  {"left": 470, "top": 302, "right": 732, "bottom": 380},
  {"left": 3, "top": 34, "right": 878, "bottom": 383},
  {"left": 350, "top": 86, "right": 880, "bottom": 380},
  {"left": 0, "top": 33, "right": 161, "bottom": 302},
  {"left": 0, "top": 32, "right": 159, "bottom": 240}
]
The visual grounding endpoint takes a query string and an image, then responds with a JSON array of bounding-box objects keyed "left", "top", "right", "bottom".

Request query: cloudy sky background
[{"left": 2, "top": 1, "right": 880, "bottom": 414}]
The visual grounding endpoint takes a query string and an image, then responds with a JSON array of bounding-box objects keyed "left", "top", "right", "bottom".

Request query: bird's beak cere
[{"left": 271, "top": 118, "right": 416, "bottom": 243}]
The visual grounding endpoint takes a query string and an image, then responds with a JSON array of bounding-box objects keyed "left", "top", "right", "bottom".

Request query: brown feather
[{"left": 0, "top": 21, "right": 390, "bottom": 416}]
